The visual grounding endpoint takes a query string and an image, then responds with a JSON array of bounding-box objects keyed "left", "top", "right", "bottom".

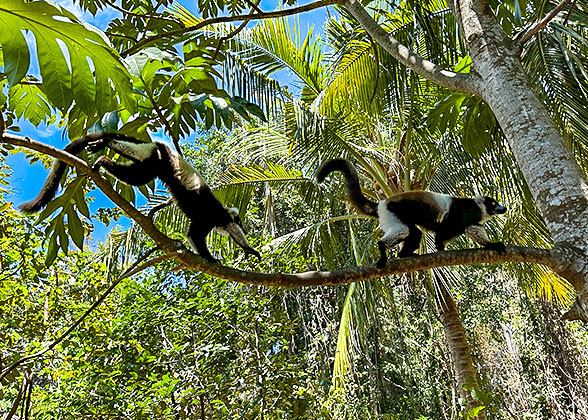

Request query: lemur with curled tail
[
  {"left": 316, "top": 158, "right": 507, "bottom": 268},
  {"left": 20, "top": 134, "right": 261, "bottom": 263}
]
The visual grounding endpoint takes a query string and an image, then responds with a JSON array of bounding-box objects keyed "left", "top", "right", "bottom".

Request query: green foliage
[
  {"left": 8, "top": 83, "right": 54, "bottom": 127},
  {"left": 3, "top": 0, "right": 588, "bottom": 419},
  {"left": 0, "top": 0, "right": 134, "bottom": 114},
  {"left": 427, "top": 93, "right": 499, "bottom": 158}
]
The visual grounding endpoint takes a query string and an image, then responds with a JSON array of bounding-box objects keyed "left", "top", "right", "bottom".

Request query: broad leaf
[
  {"left": 0, "top": 0, "right": 135, "bottom": 114},
  {"left": 8, "top": 83, "right": 53, "bottom": 127}
]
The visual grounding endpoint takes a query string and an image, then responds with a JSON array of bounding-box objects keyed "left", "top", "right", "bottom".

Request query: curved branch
[
  {"left": 2, "top": 133, "right": 585, "bottom": 291},
  {"left": 515, "top": 0, "right": 571, "bottom": 52},
  {"left": 121, "top": 0, "right": 340, "bottom": 57},
  {"left": 173, "top": 245, "right": 566, "bottom": 287},
  {"left": 340, "top": 0, "right": 478, "bottom": 94}
]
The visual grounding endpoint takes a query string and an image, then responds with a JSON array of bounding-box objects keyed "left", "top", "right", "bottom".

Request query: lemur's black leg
[
  {"left": 187, "top": 223, "right": 218, "bottom": 263},
  {"left": 376, "top": 224, "right": 410, "bottom": 268},
  {"left": 434, "top": 233, "right": 449, "bottom": 252},
  {"left": 376, "top": 241, "right": 388, "bottom": 269},
  {"left": 92, "top": 156, "right": 158, "bottom": 186},
  {"left": 398, "top": 225, "right": 422, "bottom": 257}
]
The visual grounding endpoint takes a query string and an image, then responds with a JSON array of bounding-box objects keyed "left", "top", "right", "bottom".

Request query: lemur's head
[
  {"left": 217, "top": 207, "right": 261, "bottom": 260},
  {"left": 227, "top": 207, "right": 244, "bottom": 230},
  {"left": 476, "top": 197, "right": 507, "bottom": 222}
]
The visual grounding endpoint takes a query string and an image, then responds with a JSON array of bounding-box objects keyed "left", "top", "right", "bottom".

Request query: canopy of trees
[{"left": 1, "top": 0, "right": 588, "bottom": 419}]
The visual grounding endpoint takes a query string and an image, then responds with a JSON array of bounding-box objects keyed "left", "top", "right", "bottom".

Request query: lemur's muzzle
[
  {"left": 225, "top": 222, "right": 261, "bottom": 261},
  {"left": 494, "top": 205, "right": 507, "bottom": 214}
]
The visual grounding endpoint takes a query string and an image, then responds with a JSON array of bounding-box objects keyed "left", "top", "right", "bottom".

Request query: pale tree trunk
[
  {"left": 456, "top": 0, "right": 588, "bottom": 317},
  {"left": 341, "top": 0, "right": 588, "bottom": 318},
  {"left": 438, "top": 285, "right": 487, "bottom": 420}
]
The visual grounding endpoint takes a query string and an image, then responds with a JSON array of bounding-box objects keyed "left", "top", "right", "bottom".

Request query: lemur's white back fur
[{"left": 168, "top": 150, "right": 207, "bottom": 191}]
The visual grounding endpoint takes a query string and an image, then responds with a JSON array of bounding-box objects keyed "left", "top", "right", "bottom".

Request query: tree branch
[
  {"left": 173, "top": 245, "right": 573, "bottom": 287},
  {"left": 4, "top": 373, "right": 27, "bottom": 420},
  {"left": 563, "top": 0, "right": 577, "bottom": 25},
  {"left": 2, "top": 134, "right": 585, "bottom": 296},
  {"left": 340, "top": 0, "right": 478, "bottom": 94},
  {"left": 515, "top": 0, "right": 571, "bottom": 51},
  {"left": 121, "top": 0, "right": 340, "bottom": 57}
]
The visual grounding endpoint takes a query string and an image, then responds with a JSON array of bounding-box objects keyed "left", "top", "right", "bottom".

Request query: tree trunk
[
  {"left": 457, "top": 0, "right": 588, "bottom": 313},
  {"left": 438, "top": 285, "right": 487, "bottom": 420},
  {"left": 342, "top": 0, "right": 588, "bottom": 314}
]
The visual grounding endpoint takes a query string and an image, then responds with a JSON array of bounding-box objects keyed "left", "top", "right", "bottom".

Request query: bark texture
[
  {"left": 458, "top": 0, "right": 588, "bottom": 315},
  {"left": 439, "top": 285, "right": 487, "bottom": 419},
  {"left": 341, "top": 0, "right": 588, "bottom": 314},
  {"left": 459, "top": 0, "right": 588, "bottom": 251}
]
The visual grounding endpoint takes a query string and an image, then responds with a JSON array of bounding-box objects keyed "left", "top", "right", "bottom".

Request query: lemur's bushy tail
[
  {"left": 19, "top": 137, "right": 96, "bottom": 213},
  {"left": 19, "top": 133, "right": 142, "bottom": 213},
  {"left": 316, "top": 158, "right": 378, "bottom": 217}
]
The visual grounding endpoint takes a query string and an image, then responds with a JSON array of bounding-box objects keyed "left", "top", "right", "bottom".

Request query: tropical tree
[
  {"left": 1, "top": 0, "right": 588, "bottom": 418},
  {"left": 196, "top": 3, "right": 584, "bottom": 416}
]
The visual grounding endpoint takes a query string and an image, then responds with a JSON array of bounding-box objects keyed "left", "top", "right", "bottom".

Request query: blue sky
[{"left": 6, "top": 0, "right": 332, "bottom": 245}]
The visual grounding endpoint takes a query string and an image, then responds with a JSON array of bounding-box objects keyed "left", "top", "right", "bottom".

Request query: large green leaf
[
  {"left": 0, "top": 0, "right": 135, "bottom": 114},
  {"left": 8, "top": 83, "right": 53, "bottom": 126}
]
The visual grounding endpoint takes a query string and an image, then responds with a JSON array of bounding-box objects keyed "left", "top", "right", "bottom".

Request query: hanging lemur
[
  {"left": 20, "top": 133, "right": 261, "bottom": 263},
  {"left": 316, "top": 158, "right": 507, "bottom": 268}
]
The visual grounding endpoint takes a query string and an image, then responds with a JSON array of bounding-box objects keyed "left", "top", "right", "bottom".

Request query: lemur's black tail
[
  {"left": 19, "top": 133, "right": 142, "bottom": 213},
  {"left": 316, "top": 158, "right": 378, "bottom": 217},
  {"left": 19, "top": 136, "right": 97, "bottom": 213}
]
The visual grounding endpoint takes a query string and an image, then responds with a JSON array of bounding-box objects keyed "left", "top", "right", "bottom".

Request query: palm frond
[{"left": 521, "top": 6, "right": 588, "bottom": 171}]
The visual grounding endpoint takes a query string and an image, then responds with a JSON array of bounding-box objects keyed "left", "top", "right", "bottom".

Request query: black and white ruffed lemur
[
  {"left": 316, "top": 158, "right": 507, "bottom": 268},
  {"left": 20, "top": 134, "right": 261, "bottom": 263}
]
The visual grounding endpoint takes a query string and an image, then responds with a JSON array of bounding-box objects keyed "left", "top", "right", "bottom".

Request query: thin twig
[
  {"left": 121, "top": 0, "right": 340, "bottom": 57},
  {"left": 106, "top": 32, "right": 137, "bottom": 41},
  {"left": 142, "top": 80, "right": 182, "bottom": 154},
  {"left": 138, "top": 0, "right": 168, "bottom": 42},
  {"left": 104, "top": 0, "right": 179, "bottom": 23},
  {"left": 23, "top": 376, "right": 32, "bottom": 420},
  {"left": 368, "top": 36, "right": 380, "bottom": 105},
  {"left": 515, "top": 0, "right": 571, "bottom": 51},
  {"left": 213, "top": 0, "right": 261, "bottom": 60},
  {"left": 4, "top": 373, "right": 27, "bottom": 420},
  {"left": 0, "top": 251, "right": 177, "bottom": 383},
  {"left": 563, "top": 0, "right": 577, "bottom": 25},
  {"left": 245, "top": 0, "right": 263, "bottom": 14}
]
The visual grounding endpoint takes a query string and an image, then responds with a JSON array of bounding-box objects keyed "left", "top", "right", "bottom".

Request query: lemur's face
[
  {"left": 217, "top": 207, "right": 261, "bottom": 260},
  {"left": 227, "top": 207, "right": 246, "bottom": 234},
  {"left": 483, "top": 197, "right": 507, "bottom": 215}
]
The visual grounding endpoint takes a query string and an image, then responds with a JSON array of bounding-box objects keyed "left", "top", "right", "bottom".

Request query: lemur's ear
[{"left": 227, "top": 207, "right": 239, "bottom": 217}]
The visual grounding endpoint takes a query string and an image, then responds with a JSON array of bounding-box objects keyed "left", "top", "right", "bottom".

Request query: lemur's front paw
[
  {"left": 375, "top": 257, "right": 387, "bottom": 269},
  {"left": 87, "top": 139, "right": 108, "bottom": 152},
  {"left": 485, "top": 242, "right": 506, "bottom": 254}
]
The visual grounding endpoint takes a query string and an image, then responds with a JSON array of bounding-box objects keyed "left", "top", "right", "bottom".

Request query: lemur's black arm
[{"left": 465, "top": 224, "right": 506, "bottom": 254}]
